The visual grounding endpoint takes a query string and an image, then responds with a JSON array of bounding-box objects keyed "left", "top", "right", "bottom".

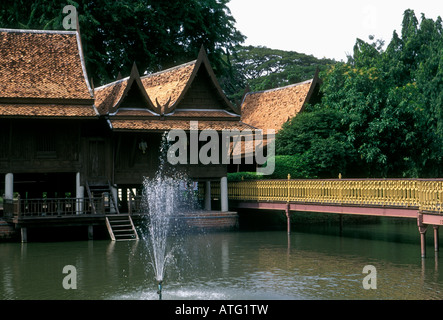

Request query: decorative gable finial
[{"left": 155, "top": 97, "right": 172, "bottom": 117}]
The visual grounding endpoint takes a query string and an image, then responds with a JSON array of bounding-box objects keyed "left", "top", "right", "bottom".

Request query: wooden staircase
[
  {"left": 86, "top": 181, "right": 138, "bottom": 241},
  {"left": 85, "top": 181, "right": 120, "bottom": 214},
  {"left": 106, "top": 215, "right": 139, "bottom": 241}
]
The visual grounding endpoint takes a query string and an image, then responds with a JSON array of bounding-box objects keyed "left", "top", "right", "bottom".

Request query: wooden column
[
  {"left": 434, "top": 226, "right": 439, "bottom": 252},
  {"left": 220, "top": 176, "right": 228, "bottom": 212},
  {"left": 205, "top": 181, "right": 212, "bottom": 211},
  {"left": 76, "top": 172, "right": 84, "bottom": 214},
  {"left": 5, "top": 173, "right": 13, "bottom": 200}
]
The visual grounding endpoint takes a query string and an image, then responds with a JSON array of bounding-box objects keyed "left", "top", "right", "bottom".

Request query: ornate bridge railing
[{"left": 224, "top": 179, "right": 442, "bottom": 214}]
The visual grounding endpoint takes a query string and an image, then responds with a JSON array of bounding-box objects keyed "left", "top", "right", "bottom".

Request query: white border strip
[
  {"left": 0, "top": 28, "right": 77, "bottom": 34},
  {"left": 168, "top": 108, "right": 240, "bottom": 117}
]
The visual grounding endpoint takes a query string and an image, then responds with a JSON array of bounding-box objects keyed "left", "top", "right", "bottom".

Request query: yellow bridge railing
[{"left": 210, "top": 179, "right": 442, "bottom": 214}]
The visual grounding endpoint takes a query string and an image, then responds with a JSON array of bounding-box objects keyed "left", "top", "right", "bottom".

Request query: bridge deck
[
  {"left": 224, "top": 178, "right": 442, "bottom": 258},
  {"left": 224, "top": 178, "right": 442, "bottom": 214}
]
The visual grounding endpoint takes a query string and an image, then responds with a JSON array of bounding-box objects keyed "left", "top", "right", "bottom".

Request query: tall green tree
[
  {"left": 0, "top": 0, "right": 245, "bottom": 85},
  {"left": 224, "top": 45, "right": 335, "bottom": 103},
  {"left": 276, "top": 108, "right": 356, "bottom": 178},
  {"left": 277, "top": 9, "right": 443, "bottom": 178}
]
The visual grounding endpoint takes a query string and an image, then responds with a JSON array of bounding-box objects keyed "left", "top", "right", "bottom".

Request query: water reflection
[{"left": 0, "top": 221, "right": 442, "bottom": 300}]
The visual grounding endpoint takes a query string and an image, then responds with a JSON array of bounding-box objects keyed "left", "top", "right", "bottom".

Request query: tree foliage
[
  {"left": 0, "top": 0, "right": 245, "bottom": 85},
  {"left": 2, "top": 4, "right": 441, "bottom": 178},
  {"left": 277, "top": 9, "right": 443, "bottom": 178},
  {"left": 224, "top": 45, "right": 335, "bottom": 103},
  {"left": 276, "top": 108, "right": 356, "bottom": 178}
]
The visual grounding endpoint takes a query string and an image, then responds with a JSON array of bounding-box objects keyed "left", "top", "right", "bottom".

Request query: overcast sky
[{"left": 227, "top": 0, "right": 443, "bottom": 61}]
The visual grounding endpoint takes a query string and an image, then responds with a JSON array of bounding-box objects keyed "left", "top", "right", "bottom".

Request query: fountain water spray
[{"left": 141, "top": 133, "right": 200, "bottom": 299}]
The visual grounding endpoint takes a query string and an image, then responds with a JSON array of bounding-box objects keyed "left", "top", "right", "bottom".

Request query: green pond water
[{"left": 1, "top": 214, "right": 442, "bottom": 300}]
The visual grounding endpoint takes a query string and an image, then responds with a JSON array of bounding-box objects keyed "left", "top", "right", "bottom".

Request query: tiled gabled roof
[
  {"left": 94, "top": 60, "right": 196, "bottom": 116},
  {"left": 0, "top": 29, "right": 93, "bottom": 101},
  {"left": 141, "top": 61, "right": 196, "bottom": 112},
  {"left": 140, "top": 47, "right": 240, "bottom": 115},
  {"left": 241, "top": 71, "right": 320, "bottom": 133},
  {"left": 94, "top": 63, "right": 159, "bottom": 115},
  {"left": 96, "top": 47, "right": 243, "bottom": 132}
]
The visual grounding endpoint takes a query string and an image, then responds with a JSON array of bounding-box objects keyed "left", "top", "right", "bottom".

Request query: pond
[{"left": 1, "top": 216, "right": 442, "bottom": 300}]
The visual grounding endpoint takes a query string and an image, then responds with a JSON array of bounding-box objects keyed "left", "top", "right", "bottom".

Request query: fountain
[{"left": 140, "top": 134, "right": 200, "bottom": 300}]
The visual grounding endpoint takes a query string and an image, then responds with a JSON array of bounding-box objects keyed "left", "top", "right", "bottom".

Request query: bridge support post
[
  {"left": 434, "top": 226, "right": 439, "bottom": 252},
  {"left": 420, "top": 228, "right": 427, "bottom": 258},
  {"left": 418, "top": 214, "right": 427, "bottom": 258},
  {"left": 285, "top": 203, "right": 291, "bottom": 235}
]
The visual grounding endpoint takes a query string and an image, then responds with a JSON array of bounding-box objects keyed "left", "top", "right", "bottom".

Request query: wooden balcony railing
[
  {"left": 223, "top": 179, "right": 442, "bottom": 214},
  {"left": 4, "top": 197, "right": 110, "bottom": 219},
  {"left": 2, "top": 194, "right": 147, "bottom": 220}
]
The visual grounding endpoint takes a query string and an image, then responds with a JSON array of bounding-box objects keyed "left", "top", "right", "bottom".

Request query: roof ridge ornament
[{"left": 156, "top": 97, "right": 172, "bottom": 117}]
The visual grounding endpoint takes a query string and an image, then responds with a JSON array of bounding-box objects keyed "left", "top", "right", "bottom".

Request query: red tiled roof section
[
  {"left": 94, "top": 79, "right": 128, "bottom": 115},
  {"left": 241, "top": 80, "right": 313, "bottom": 133},
  {"left": 141, "top": 61, "right": 196, "bottom": 107},
  {"left": 0, "top": 104, "right": 97, "bottom": 118},
  {"left": 111, "top": 119, "right": 254, "bottom": 132},
  {"left": 0, "top": 30, "right": 92, "bottom": 100}
]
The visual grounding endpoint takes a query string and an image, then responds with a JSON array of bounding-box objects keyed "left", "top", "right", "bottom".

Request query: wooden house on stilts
[{"left": 0, "top": 28, "right": 250, "bottom": 241}]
